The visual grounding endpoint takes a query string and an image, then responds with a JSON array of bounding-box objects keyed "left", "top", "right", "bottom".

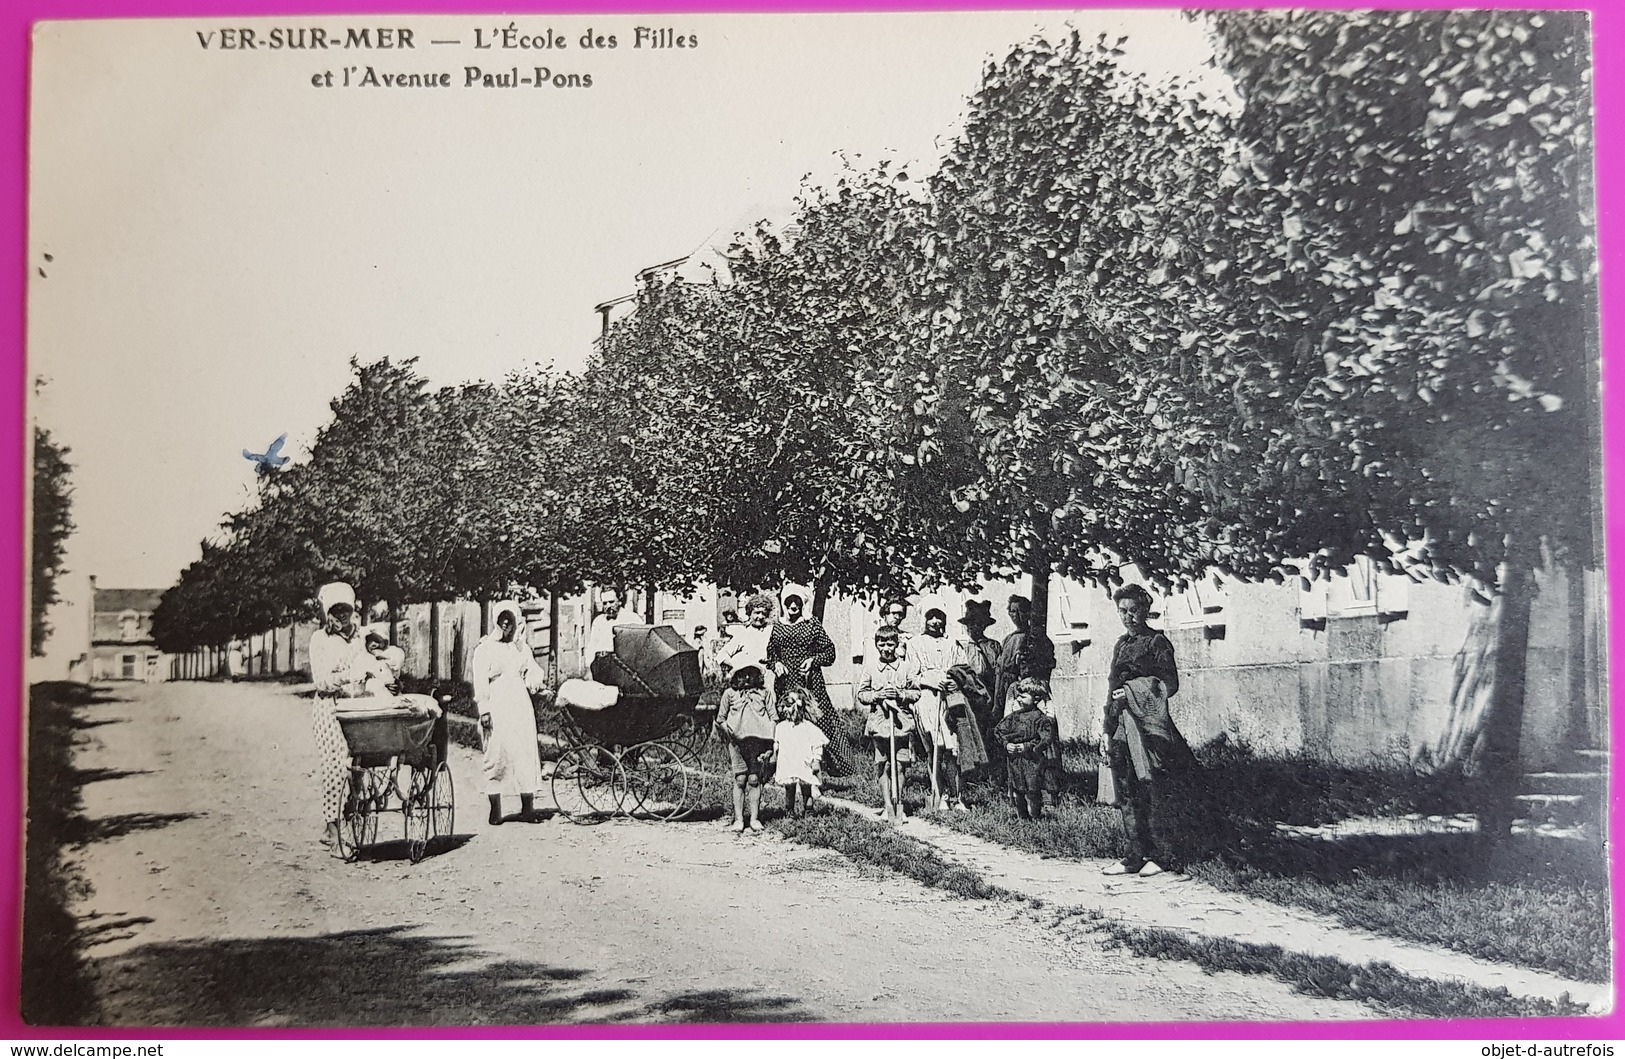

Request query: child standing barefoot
[
  {"left": 774, "top": 686, "right": 827, "bottom": 818},
  {"left": 716, "top": 665, "right": 777, "bottom": 832}
]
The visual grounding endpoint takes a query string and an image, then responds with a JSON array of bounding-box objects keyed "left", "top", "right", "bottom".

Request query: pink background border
[{"left": 2, "top": 0, "right": 1618, "bottom": 1042}]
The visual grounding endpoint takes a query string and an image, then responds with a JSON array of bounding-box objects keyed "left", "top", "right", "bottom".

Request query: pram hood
[{"left": 589, "top": 624, "right": 703, "bottom": 703}]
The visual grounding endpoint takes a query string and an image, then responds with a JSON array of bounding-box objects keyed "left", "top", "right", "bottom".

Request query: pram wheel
[
  {"left": 618, "top": 741, "right": 691, "bottom": 820},
  {"left": 428, "top": 760, "right": 454, "bottom": 842},
  {"left": 552, "top": 745, "right": 622, "bottom": 822},
  {"left": 342, "top": 767, "right": 380, "bottom": 860},
  {"left": 404, "top": 764, "right": 432, "bottom": 862}
]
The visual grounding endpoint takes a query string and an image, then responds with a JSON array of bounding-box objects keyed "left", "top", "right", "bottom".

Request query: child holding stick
[{"left": 855, "top": 626, "right": 920, "bottom": 823}]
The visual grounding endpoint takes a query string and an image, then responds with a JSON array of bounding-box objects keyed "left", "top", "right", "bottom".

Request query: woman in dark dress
[
  {"left": 767, "top": 592, "right": 854, "bottom": 776},
  {"left": 994, "top": 594, "right": 1057, "bottom": 718},
  {"left": 1102, "top": 584, "right": 1195, "bottom": 877}
]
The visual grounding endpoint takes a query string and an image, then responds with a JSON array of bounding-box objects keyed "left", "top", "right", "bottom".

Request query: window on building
[
  {"left": 1326, "top": 556, "right": 1379, "bottom": 617},
  {"left": 119, "top": 610, "right": 142, "bottom": 643},
  {"left": 1168, "top": 575, "right": 1229, "bottom": 639},
  {"left": 120, "top": 653, "right": 137, "bottom": 679},
  {"left": 1054, "top": 579, "right": 1092, "bottom": 649},
  {"left": 1310, "top": 556, "right": 1411, "bottom": 624}
]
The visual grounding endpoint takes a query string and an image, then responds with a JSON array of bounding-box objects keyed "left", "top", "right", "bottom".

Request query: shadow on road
[
  {"left": 78, "top": 914, "right": 156, "bottom": 948},
  {"left": 72, "top": 767, "right": 153, "bottom": 785},
  {"left": 64, "top": 811, "right": 203, "bottom": 847},
  {"left": 87, "top": 924, "right": 814, "bottom": 1026},
  {"left": 23, "top": 682, "right": 197, "bottom": 1024},
  {"left": 351, "top": 834, "right": 475, "bottom": 863}
]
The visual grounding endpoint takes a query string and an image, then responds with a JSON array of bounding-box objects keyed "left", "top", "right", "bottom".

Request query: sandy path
[{"left": 64, "top": 680, "right": 1369, "bottom": 1026}]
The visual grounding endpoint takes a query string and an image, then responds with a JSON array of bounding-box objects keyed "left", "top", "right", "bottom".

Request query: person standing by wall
[
  {"left": 1101, "top": 584, "right": 1193, "bottom": 878},
  {"left": 719, "top": 593, "right": 776, "bottom": 691},
  {"left": 856, "top": 626, "right": 921, "bottom": 823},
  {"left": 716, "top": 664, "right": 777, "bottom": 833},
  {"left": 473, "top": 601, "right": 549, "bottom": 826},
  {"left": 911, "top": 608, "right": 969, "bottom": 812}
]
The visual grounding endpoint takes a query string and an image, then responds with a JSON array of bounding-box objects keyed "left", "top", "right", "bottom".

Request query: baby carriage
[
  {"left": 333, "top": 698, "right": 453, "bottom": 862},
  {"left": 546, "top": 625, "right": 706, "bottom": 821}
]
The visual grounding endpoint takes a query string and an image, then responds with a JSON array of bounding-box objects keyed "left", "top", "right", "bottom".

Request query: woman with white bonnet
[
  {"left": 473, "top": 601, "right": 549, "bottom": 825},
  {"left": 307, "top": 582, "right": 371, "bottom": 848}
]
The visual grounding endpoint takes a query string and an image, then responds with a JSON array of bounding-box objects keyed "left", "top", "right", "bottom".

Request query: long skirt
[
  {"left": 310, "top": 697, "right": 348, "bottom": 823},
  {"left": 481, "top": 686, "right": 545, "bottom": 797}
]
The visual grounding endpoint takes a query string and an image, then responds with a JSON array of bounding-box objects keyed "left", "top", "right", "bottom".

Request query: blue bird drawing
[{"left": 244, "top": 433, "right": 290, "bottom": 473}]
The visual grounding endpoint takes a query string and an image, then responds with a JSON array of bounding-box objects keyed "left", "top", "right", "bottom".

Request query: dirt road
[{"left": 60, "top": 680, "right": 1368, "bottom": 1027}]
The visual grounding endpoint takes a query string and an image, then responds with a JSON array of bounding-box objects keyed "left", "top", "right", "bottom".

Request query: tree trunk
[
  {"left": 549, "top": 587, "right": 562, "bottom": 688},
  {"left": 1476, "top": 538, "right": 1537, "bottom": 840},
  {"left": 811, "top": 581, "right": 829, "bottom": 622},
  {"left": 388, "top": 600, "right": 399, "bottom": 647},
  {"left": 429, "top": 601, "right": 440, "bottom": 682},
  {"left": 1028, "top": 546, "right": 1052, "bottom": 641},
  {"left": 1564, "top": 564, "right": 1589, "bottom": 752},
  {"left": 645, "top": 581, "right": 657, "bottom": 625}
]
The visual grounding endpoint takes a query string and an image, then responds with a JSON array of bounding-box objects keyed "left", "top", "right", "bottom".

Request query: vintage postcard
[{"left": 22, "top": 8, "right": 1612, "bottom": 1030}]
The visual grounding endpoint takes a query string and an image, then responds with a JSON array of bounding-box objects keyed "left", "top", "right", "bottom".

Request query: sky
[{"left": 25, "top": 9, "right": 1218, "bottom": 669}]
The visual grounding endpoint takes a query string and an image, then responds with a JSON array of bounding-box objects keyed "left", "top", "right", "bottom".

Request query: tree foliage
[
  {"left": 153, "top": 10, "right": 1600, "bottom": 702},
  {"left": 30, "top": 428, "right": 74, "bottom": 656},
  {"left": 717, "top": 166, "right": 945, "bottom": 599},
  {"left": 1171, "top": 9, "right": 1598, "bottom": 584},
  {"left": 909, "top": 32, "right": 1238, "bottom": 591}
]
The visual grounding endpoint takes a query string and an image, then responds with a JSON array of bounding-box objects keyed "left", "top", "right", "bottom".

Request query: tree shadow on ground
[
  {"left": 77, "top": 915, "right": 156, "bottom": 948},
  {"left": 33, "top": 682, "right": 131, "bottom": 707},
  {"left": 67, "top": 716, "right": 129, "bottom": 731},
  {"left": 82, "top": 925, "right": 813, "bottom": 1026},
  {"left": 1223, "top": 828, "right": 1608, "bottom": 889},
  {"left": 72, "top": 767, "right": 153, "bottom": 785},
  {"left": 25, "top": 683, "right": 127, "bottom": 1024},
  {"left": 61, "top": 811, "right": 203, "bottom": 848}
]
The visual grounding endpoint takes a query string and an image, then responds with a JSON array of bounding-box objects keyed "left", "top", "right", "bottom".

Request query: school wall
[
  {"left": 1042, "top": 564, "right": 1603, "bottom": 771},
  {"left": 185, "top": 561, "right": 1601, "bottom": 772}
]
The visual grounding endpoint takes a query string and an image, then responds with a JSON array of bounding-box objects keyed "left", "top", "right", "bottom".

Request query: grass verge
[
  {"left": 822, "top": 736, "right": 1610, "bottom": 983},
  {"left": 1187, "top": 838, "right": 1610, "bottom": 983},
  {"left": 770, "top": 809, "right": 1011, "bottom": 900},
  {"left": 1081, "top": 914, "right": 1592, "bottom": 1019},
  {"left": 23, "top": 682, "right": 101, "bottom": 1025},
  {"left": 772, "top": 794, "right": 1587, "bottom": 1020}
]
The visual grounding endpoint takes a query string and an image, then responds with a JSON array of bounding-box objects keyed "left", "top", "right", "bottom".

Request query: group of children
[
  {"left": 714, "top": 664, "right": 827, "bottom": 832},
  {"left": 714, "top": 622, "right": 1063, "bottom": 829}
]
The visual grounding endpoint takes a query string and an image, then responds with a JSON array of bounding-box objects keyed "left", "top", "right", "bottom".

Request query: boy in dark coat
[{"left": 993, "top": 678, "right": 1057, "bottom": 820}]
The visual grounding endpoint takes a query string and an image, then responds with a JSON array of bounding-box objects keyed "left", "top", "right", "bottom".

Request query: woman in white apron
[{"left": 472, "top": 601, "right": 548, "bottom": 825}]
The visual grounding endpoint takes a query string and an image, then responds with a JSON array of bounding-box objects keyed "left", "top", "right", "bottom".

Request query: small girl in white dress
[{"left": 773, "top": 686, "right": 827, "bottom": 818}]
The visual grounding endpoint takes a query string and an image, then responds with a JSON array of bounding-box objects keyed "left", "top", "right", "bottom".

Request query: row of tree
[
  {"left": 152, "top": 11, "right": 1598, "bottom": 798},
  {"left": 31, "top": 427, "right": 75, "bottom": 657}
]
